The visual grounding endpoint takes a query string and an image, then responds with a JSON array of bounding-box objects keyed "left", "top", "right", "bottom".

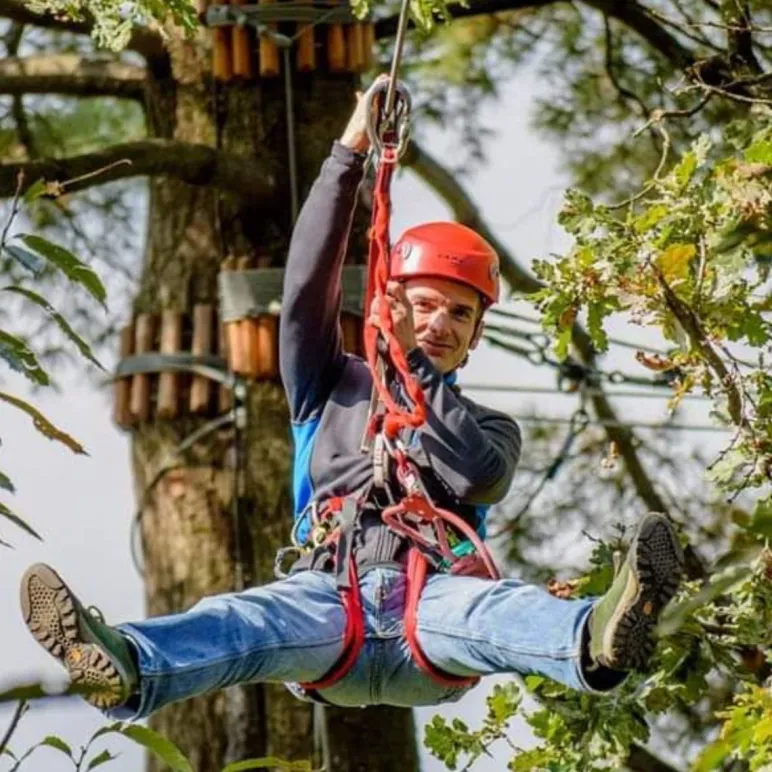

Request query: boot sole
[
  {"left": 604, "top": 513, "right": 685, "bottom": 671},
  {"left": 20, "top": 563, "right": 125, "bottom": 709}
]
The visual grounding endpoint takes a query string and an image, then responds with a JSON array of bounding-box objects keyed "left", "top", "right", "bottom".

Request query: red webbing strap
[
  {"left": 300, "top": 556, "right": 365, "bottom": 692},
  {"left": 383, "top": 489, "right": 501, "bottom": 581},
  {"left": 363, "top": 147, "right": 427, "bottom": 439},
  {"left": 404, "top": 547, "right": 480, "bottom": 689}
]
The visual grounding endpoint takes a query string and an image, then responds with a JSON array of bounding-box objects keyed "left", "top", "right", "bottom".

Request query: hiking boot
[
  {"left": 587, "top": 513, "right": 685, "bottom": 671},
  {"left": 20, "top": 563, "right": 138, "bottom": 710}
]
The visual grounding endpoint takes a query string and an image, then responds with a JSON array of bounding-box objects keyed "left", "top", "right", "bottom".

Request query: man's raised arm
[{"left": 279, "top": 141, "right": 366, "bottom": 423}]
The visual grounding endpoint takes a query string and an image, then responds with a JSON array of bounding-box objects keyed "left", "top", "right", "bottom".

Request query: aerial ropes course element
[{"left": 198, "top": 0, "right": 375, "bottom": 80}]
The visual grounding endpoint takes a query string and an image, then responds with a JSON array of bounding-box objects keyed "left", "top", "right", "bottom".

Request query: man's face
[{"left": 404, "top": 276, "right": 484, "bottom": 374}]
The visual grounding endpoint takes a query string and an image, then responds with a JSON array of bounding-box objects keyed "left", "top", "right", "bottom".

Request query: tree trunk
[{"left": 129, "top": 25, "right": 419, "bottom": 772}]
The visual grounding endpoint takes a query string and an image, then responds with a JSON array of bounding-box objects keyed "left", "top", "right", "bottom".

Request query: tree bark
[{"left": 130, "top": 26, "right": 418, "bottom": 772}]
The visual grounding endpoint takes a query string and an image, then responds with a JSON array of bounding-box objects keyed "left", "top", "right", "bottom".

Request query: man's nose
[{"left": 428, "top": 309, "right": 451, "bottom": 335}]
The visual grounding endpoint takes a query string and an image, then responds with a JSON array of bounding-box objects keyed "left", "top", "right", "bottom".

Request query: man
[{"left": 19, "top": 77, "right": 684, "bottom": 717}]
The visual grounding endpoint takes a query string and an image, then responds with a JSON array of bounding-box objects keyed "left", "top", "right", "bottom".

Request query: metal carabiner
[
  {"left": 290, "top": 499, "right": 318, "bottom": 548},
  {"left": 365, "top": 78, "right": 412, "bottom": 160}
]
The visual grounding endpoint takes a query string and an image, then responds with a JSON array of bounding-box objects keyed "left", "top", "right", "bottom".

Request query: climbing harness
[{"left": 278, "top": 0, "right": 504, "bottom": 696}]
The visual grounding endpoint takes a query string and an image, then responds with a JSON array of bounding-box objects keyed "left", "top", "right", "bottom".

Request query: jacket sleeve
[
  {"left": 279, "top": 141, "right": 367, "bottom": 423},
  {"left": 406, "top": 348, "right": 522, "bottom": 505}
]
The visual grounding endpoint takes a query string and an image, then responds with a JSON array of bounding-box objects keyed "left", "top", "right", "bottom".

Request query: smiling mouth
[{"left": 421, "top": 340, "right": 453, "bottom": 352}]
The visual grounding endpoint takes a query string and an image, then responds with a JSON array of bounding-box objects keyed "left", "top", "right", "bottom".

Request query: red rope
[
  {"left": 382, "top": 490, "right": 501, "bottom": 580},
  {"left": 363, "top": 147, "right": 427, "bottom": 439}
]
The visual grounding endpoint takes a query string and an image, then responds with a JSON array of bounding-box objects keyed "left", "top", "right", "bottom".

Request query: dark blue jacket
[{"left": 280, "top": 141, "right": 522, "bottom": 571}]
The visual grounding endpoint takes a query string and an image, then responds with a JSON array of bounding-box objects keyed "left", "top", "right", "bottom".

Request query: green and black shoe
[
  {"left": 20, "top": 563, "right": 139, "bottom": 710},
  {"left": 588, "top": 512, "right": 685, "bottom": 671}
]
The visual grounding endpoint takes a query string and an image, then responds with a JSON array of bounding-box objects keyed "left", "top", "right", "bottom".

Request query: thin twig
[
  {"left": 0, "top": 169, "right": 24, "bottom": 250},
  {"left": 638, "top": 93, "right": 714, "bottom": 134},
  {"left": 693, "top": 78, "right": 772, "bottom": 105},
  {"left": 639, "top": 5, "right": 726, "bottom": 52},
  {"left": 695, "top": 234, "right": 708, "bottom": 306},
  {"left": 608, "top": 123, "right": 671, "bottom": 210},
  {"left": 603, "top": 14, "right": 649, "bottom": 117},
  {"left": 60, "top": 158, "right": 133, "bottom": 191},
  {"left": 642, "top": 8, "right": 772, "bottom": 35},
  {"left": 0, "top": 700, "right": 28, "bottom": 756},
  {"left": 650, "top": 260, "right": 745, "bottom": 426}
]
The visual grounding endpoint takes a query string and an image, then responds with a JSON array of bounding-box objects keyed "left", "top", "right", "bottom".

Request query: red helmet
[{"left": 390, "top": 222, "right": 500, "bottom": 307}]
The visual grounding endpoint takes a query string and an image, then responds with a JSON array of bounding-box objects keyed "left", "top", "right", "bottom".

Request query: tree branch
[
  {"left": 720, "top": 0, "right": 762, "bottom": 72},
  {"left": 375, "top": 0, "right": 556, "bottom": 39},
  {"left": 0, "top": 140, "right": 274, "bottom": 202},
  {"left": 584, "top": 0, "right": 696, "bottom": 68},
  {"left": 404, "top": 138, "right": 707, "bottom": 579},
  {"left": 0, "top": 55, "right": 146, "bottom": 99},
  {"left": 5, "top": 23, "right": 37, "bottom": 158},
  {"left": 11, "top": 94, "right": 36, "bottom": 156},
  {"left": 376, "top": 0, "right": 696, "bottom": 73},
  {"left": 0, "top": 0, "right": 167, "bottom": 66}
]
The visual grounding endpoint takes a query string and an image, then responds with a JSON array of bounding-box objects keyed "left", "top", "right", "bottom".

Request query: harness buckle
[
  {"left": 372, "top": 432, "right": 389, "bottom": 489},
  {"left": 274, "top": 546, "right": 303, "bottom": 579}
]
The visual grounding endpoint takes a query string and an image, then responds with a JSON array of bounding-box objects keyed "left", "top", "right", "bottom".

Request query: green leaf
[
  {"left": 694, "top": 739, "right": 733, "bottom": 772},
  {"left": 40, "top": 736, "right": 73, "bottom": 758},
  {"left": 0, "top": 331, "right": 49, "bottom": 385},
  {"left": 0, "top": 684, "right": 51, "bottom": 703},
  {"left": 0, "top": 342, "right": 25, "bottom": 375},
  {"left": 0, "top": 500, "right": 42, "bottom": 541},
  {"left": 3, "top": 287, "right": 104, "bottom": 370},
  {"left": 0, "top": 391, "right": 86, "bottom": 454},
  {"left": 86, "top": 749, "right": 116, "bottom": 770},
  {"left": 220, "top": 758, "right": 313, "bottom": 772},
  {"left": 23, "top": 178, "right": 47, "bottom": 203},
  {"left": 0, "top": 681, "right": 97, "bottom": 702},
  {"left": 2, "top": 245, "right": 44, "bottom": 275},
  {"left": 656, "top": 565, "right": 751, "bottom": 636},
  {"left": 554, "top": 325, "right": 573, "bottom": 360},
  {"left": 669, "top": 135, "right": 711, "bottom": 189},
  {"left": 523, "top": 675, "right": 546, "bottom": 692},
  {"left": 558, "top": 189, "right": 594, "bottom": 234},
  {"left": 587, "top": 301, "right": 609, "bottom": 352},
  {"left": 632, "top": 203, "right": 668, "bottom": 234},
  {"left": 112, "top": 724, "right": 194, "bottom": 772},
  {"left": 748, "top": 496, "right": 772, "bottom": 538},
  {"left": 656, "top": 243, "right": 696, "bottom": 283},
  {"left": 0, "top": 469, "right": 15, "bottom": 494},
  {"left": 18, "top": 234, "right": 107, "bottom": 308},
  {"left": 486, "top": 682, "right": 521, "bottom": 724},
  {"left": 744, "top": 139, "right": 772, "bottom": 165}
]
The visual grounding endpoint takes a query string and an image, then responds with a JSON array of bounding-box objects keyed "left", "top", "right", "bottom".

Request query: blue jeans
[{"left": 110, "top": 568, "right": 598, "bottom": 720}]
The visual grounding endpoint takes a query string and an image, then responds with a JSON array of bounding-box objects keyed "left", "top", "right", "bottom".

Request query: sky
[{"left": 0, "top": 68, "right": 730, "bottom": 772}]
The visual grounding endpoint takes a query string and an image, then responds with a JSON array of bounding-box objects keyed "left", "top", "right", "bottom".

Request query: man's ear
[{"left": 469, "top": 315, "right": 485, "bottom": 351}]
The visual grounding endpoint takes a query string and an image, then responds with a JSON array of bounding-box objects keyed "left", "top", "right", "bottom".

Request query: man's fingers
[{"left": 385, "top": 280, "right": 406, "bottom": 298}]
